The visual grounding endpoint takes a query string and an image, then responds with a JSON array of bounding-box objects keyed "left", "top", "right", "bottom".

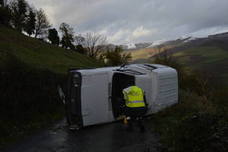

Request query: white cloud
[
  {"left": 132, "top": 26, "right": 154, "bottom": 39},
  {"left": 108, "top": 29, "right": 130, "bottom": 44},
  {"left": 27, "top": 0, "right": 228, "bottom": 44}
]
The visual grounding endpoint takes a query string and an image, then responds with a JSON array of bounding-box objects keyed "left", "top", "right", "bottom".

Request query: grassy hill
[
  {"left": 168, "top": 38, "right": 228, "bottom": 89},
  {"left": 173, "top": 46, "right": 228, "bottom": 83},
  {"left": 0, "top": 26, "right": 100, "bottom": 74},
  {"left": 130, "top": 47, "right": 168, "bottom": 60},
  {"left": 0, "top": 26, "right": 101, "bottom": 148},
  {"left": 149, "top": 38, "right": 228, "bottom": 151},
  {"left": 130, "top": 38, "right": 189, "bottom": 61},
  {"left": 131, "top": 35, "right": 228, "bottom": 87}
]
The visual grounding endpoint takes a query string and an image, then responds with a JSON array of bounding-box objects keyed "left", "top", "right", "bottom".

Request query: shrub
[
  {"left": 105, "top": 46, "right": 132, "bottom": 66},
  {"left": 151, "top": 52, "right": 228, "bottom": 152},
  {"left": 171, "top": 113, "right": 228, "bottom": 152},
  {"left": 151, "top": 90, "right": 228, "bottom": 152}
]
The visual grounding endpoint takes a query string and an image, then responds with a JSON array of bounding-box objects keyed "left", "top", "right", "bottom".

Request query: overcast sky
[{"left": 27, "top": 0, "right": 228, "bottom": 44}]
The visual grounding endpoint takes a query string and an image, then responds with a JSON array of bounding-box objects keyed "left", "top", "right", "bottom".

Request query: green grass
[
  {"left": 150, "top": 90, "right": 228, "bottom": 152},
  {"left": 151, "top": 54, "right": 228, "bottom": 152},
  {"left": 0, "top": 26, "right": 102, "bottom": 149},
  {"left": 173, "top": 46, "right": 228, "bottom": 66},
  {"left": 0, "top": 26, "right": 101, "bottom": 73},
  {"left": 172, "top": 46, "right": 228, "bottom": 87}
]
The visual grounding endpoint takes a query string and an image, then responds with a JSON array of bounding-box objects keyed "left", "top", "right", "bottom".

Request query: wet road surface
[{"left": 3, "top": 119, "right": 161, "bottom": 152}]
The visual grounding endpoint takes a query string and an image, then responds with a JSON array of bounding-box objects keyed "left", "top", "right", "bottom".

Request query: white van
[{"left": 65, "top": 64, "right": 178, "bottom": 127}]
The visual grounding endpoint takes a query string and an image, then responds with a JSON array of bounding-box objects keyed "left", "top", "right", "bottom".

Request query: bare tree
[
  {"left": 75, "top": 34, "right": 85, "bottom": 46},
  {"left": 84, "top": 33, "right": 107, "bottom": 58},
  {"left": 34, "top": 8, "right": 50, "bottom": 38}
]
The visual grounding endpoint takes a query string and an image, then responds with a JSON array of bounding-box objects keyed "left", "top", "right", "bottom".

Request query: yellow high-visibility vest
[{"left": 123, "top": 86, "right": 146, "bottom": 108}]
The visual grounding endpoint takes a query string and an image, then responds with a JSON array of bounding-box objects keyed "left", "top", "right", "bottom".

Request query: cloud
[
  {"left": 132, "top": 26, "right": 153, "bottom": 39},
  {"left": 108, "top": 29, "right": 130, "bottom": 43},
  {"left": 27, "top": 0, "right": 228, "bottom": 44}
]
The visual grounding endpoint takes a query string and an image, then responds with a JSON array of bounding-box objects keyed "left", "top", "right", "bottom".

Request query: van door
[
  {"left": 81, "top": 73, "right": 111, "bottom": 126},
  {"left": 111, "top": 73, "right": 135, "bottom": 118}
]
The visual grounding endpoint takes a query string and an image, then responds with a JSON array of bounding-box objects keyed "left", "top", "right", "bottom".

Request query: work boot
[
  {"left": 137, "top": 117, "right": 145, "bottom": 133},
  {"left": 126, "top": 120, "right": 133, "bottom": 131},
  {"left": 69, "top": 124, "right": 80, "bottom": 131}
]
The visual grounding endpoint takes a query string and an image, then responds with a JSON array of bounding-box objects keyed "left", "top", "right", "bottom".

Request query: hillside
[
  {"left": 130, "top": 33, "right": 228, "bottom": 86},
  {"left": 0, "top": 26, "right": 100, "bottom": 74},
  {"left": 173, "top": 46, "right": 228, "bottom": 80},
  {"left": 131, "top": 33, "right": 228, "bottom": 61},
  {"left": 130, "top": 38, "right": 190, "bottom": 60},
  {"left": 130, "top": 43, "right": 181, "bottom": 61},
  {"left": 169, "top": 38, "right": 228, "bottom": 87},
  {"left": 149, "top": 35, "right": 228, "bottom": 152},
  {"left": 0, "top": 26, "right": 101, "bottom": 148}
]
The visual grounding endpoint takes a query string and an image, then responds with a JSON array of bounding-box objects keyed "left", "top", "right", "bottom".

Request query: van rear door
[{"left": 81, "top": 73, "right": 113, "bottom": 126}]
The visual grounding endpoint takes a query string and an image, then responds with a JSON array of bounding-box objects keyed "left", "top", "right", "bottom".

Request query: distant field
[
  {"left": 172, "top": 46, "right": 228, "bottom": 70},
  {"left": 130, "top": 45, "right": 174, "bottom": 61},
  {"left": 130, "top": 48, "right": 158, "bottom": 60},
  {"left": 173, "top": 47, "right": 228, "bottom": 65},
  {"left": 172, "top": 46, "right": 228, "bottom": 87}
]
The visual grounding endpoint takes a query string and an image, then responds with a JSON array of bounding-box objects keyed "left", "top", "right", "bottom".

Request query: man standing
[{"left": 122, "top": 85, "right": 147, "bottom": 132}]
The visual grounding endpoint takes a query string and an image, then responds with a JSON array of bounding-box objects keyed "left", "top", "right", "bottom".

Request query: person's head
[{"left": 125, "top": 84, "right": 134, "bottom": 89}]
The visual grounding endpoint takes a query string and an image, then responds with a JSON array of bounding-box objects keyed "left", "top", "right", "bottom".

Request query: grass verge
[{"left": 150, "top": 55, "right": 228, "bottom": 152}]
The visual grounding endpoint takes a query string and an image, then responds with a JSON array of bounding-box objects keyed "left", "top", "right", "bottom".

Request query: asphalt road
[{"left": 3, "top": 119, "right": 161, "bottom": 152}]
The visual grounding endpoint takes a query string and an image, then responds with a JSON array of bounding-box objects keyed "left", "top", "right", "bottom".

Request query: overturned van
[{"left": 65, "top": 64, "right": 178, "bottom": 127}]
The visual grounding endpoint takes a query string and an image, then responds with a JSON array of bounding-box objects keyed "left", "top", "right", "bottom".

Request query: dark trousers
[{"left": 125, "top": 107, "right": 147, "bottom": 132}]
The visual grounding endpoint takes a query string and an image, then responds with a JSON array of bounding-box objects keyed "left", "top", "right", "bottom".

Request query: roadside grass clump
[{"left": 150, "top": 53, "right": 228, "bottom": 152}]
